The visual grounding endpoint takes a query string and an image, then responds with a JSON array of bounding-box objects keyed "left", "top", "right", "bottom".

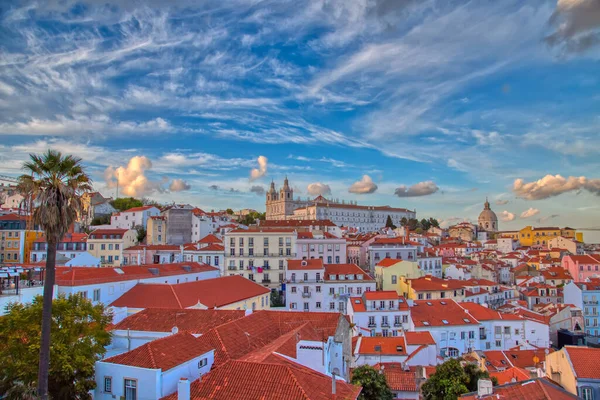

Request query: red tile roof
[
  {"left": 110, "top": 275, "right": 270, "bottom": 309},
  {"left": 404, "top": 331, "right": 436, "bottom": 346},
  {"left": 460, "top": 378, "right": 578, "bottom": 400},
  {"left": 112, "top": 308, "right": 246, "bottom": 334},
  {"left": 372, "top": 363, "right": 417, "bottom": 392},
  {"left": 363, "top": 291, "right": 400, "bottom": 300},
  {"left": 198, "top": 234, "right": 222, "bottom": 244},
  {"left": 54, "top": 262, "right": 217, "bottom": 286},
  {"left": 123, "top": 205, "right": 158, "bottom": 213},
  {"left": 163, "top": 356, "right": 361, "bottom": 400},
  {"left": 287, "top": 259, "right": 324, "bottom": 270},
  {"left": 182, "top": 243, "right": 225, "bottom": 252},
  {"left": 103, "top": 332, "right": 213, "bottom": 371},
  {"left": 411, "top": 299, "right": 478, "bottom": 327},
  {"left": 89, "top": 228, "right": 129, "bottom": 238},
  {"left": 565, "top": 255, "right": 600, "bottom": 264},
  {"left": 324, "top": 264, "right": 372, "bottom": 280},
  {"left": 460, "top": 302, "right": 524, "bottom": 322},
  {"left": 489, "top": 366, "right": 531, "bottom": 385},
  {"left": 34, "top": 233, "right": 88, "bottom": 243},
  {"left": 376, "top": 258, "right": 402, "bottom": 267},
  {"left": 372, "top": 237, "right": 420, "bottom": 246},
  {"left": 259, "top": 219, "right": 337, "bottom": 227},
  {"left": 409, "top": 275, "right": 466, "bottom": 291},
  {"left": 356, "top": 337, "right": 407, "bottom": 356},
  {"left": 564, "top": 346, "right": 600, "bottom": 379},
  {"left": 124, "top": 244, "right": 180, "bottom": 251}
]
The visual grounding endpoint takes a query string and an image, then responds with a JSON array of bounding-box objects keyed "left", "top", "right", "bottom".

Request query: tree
[
  {"left": 239, "top": 211, "right": 266, "bottom": 226},
  {"left": 17, "top": 150, "right": 92, "bottom": 400},
  {"left": 350, "top": 365, "right": 393, "bottom": 400},
  {"left": 134, "top": 224, "right": 147, "bottom": 243},
  {"left": 420, "top": 218, "right": 431, "bottom": 231},
  {"left": 429, "top": 217, "right": 440, "bottom": 228},
  {"left": 385, "top": 215, "right": 397, "bottom": 230},
  {"left": 463, "top": 363, "right": 497, "bottom": 391},
  {"left": 90, "top": 214, "right": 110, "bottom": 225},
  {"left": 406, "top": 218, "right": 419, "bottom": 231},
  {"left": 0, "top": 294, "right": 111, "bottom": 400},
  {"left": 226, "top": 208, "right": 234, "bottom": 215},
  {"left": 400, "top": 217, "right": 408, "bottom": 227},
  {"left": 421, "top": 358, "right": 469, "bottom": 400},
  {"left": 110, "top": 197, "right": 143, "bottom": 212}
]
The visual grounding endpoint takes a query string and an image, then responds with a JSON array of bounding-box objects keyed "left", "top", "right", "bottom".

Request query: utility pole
[{"left": 116, "top": 170, "right": 119, "bottom": 199}]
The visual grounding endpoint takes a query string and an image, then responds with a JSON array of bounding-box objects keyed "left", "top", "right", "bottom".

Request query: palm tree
[{"left": 18, "top": 150, "right": 92, "bottom": 400}]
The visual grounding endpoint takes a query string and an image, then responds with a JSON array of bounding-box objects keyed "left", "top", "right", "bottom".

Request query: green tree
[
  {"left": 422, "top": 358, "right": 469, "bottom": 400},
  {"left": 0, "top": 294, "right": 112, "bottom": 400},
  {"left": 90, "top": 214, "right": 110, "bottom": 226},
  {"left": 350, "top": 365, "right": 393, "bottom": 400},
  {"left": 18, "top": 150, "right": 92, "bottom": 399},
  {"left": 240, "top": 211, "right": 266, "bottom": 226},
  {"left": 429, "top": 217, "right": 440, "bottom": 228},
  {"left": 420, "top": 218, "right": 431, "bottom": 231},
  {"left": 406, "top": 218, "right": 419, "bottom": 231},
  {"left": 110, "top": 197, "right": 143, "bottom": 212},
  {"left": 226, "top": 208, "right": 234, "bottom": 215},
  {"left": 134, "top": 224, "right": 146, "bottom": 243},
  {"left": 385, "top": 215, "right": 397, "bottom": 230},
  {"left": 463, "top": 363, "right": 497, "bottom": 391},
  {"left": 400, "top": 217, "right": 408, "bottom": 227},
  {"left": 141, "top": 197, "right": 162, "bottom": 208}
]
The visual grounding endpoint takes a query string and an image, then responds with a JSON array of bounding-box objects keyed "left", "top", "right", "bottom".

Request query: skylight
[
  {"left": 463, "top": 318, "right": 470, "bottom": 323},
  {"left": 423, "top": 321, "right": 430, "bottom": 326},
  {"left": 442, "top": 320, "right": 448, "bottom": 324}
]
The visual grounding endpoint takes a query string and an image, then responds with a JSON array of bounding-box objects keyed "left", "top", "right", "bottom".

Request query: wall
[
  {"left": 94, "top": 362, "right": 160, "bottom": 400},
  {"left": 546, "top": 348, "right": 578, "bottom": 395},
  {"left": 0, "top": 285, "right": 46, "bottom": 316},
  {"left": 164, "top": 208, "right": 193, "bottom": 245},
  {"left": 160, "top": 350, "right": 214, "bottom": 397}
]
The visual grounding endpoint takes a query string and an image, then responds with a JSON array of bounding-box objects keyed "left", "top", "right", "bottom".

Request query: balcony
[
  {"left": 480, "top": 335, "right": 487, "bottom": 340},
  {"left": 261, "top": 279, "right": 272, "bottom": 284},
  {"left": 381, "top": 322, "right": 390, "bottom": 328},
  {"left": 394, "top": 322, "right": 402, "bottom": 327},
  {"left": 227, "top": 266, "right": 236, "bottom": 271},
  {"left": 368, "top": 322, "right": 377, "bottom": 328},
  {"left": 302, "top": 292, "right": 312, "bottom": 298}
]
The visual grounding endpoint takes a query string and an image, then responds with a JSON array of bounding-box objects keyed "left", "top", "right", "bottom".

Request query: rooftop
[
  {"left": 103, "top": 332, "right": 213, "bottom": 371},
  {"left": 112, "top": 308, "right": 246, "bottom": 334},
  {"left": 460, "top": 378, "right": 578, "bottom": 400},
  {"left": 324, "top": 264, "right": 372, "bottom": 281},
  {"left": 564, "top": 346, "right": 600, "bottom": 380},
  {"left": 110, "top": 275, "right": 269, "bottom": 309},
  {"left": 356, "top": 336, "right": 407, "bottom": 356},
  {"left": 287, "top": 259, "right": 324, "bottom": 271},
  {"left": 411, "top": 299, "right": 477, "bottom": 327}
]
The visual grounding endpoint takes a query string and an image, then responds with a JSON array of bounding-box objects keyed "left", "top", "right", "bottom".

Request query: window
[
  {"left": 391, "top": 275, "right": 397, "bottom": 284},
  {"left": 291, "top": 286, "right": 297, "bottom": 293},
  {"left": 198, "top": 358, "right": 208, "bottom": 368},
  {"left": 108, "top": 244, "right": 113, "bottom": 250},
  {"left": 580, "top": 387, "right": 593, "bottom": 400},
  {"left": 495, "top": 326, "right": 501, "bottom": 335},
  {"left": 357, "top": 287, "right": 362, "bottom": 295},
  {"left": 290, "top": 302, "right": 297, "bottom": 309},
  {"left": 316, "top": 286, "right": 321, "bottom": 293},
  {"left": 461, "top": 331, "right": 466, "bottom": 340},
  {"left": 124, "top": 379, "right": 137, "bottom": 400},
  {"left": 329, "top": 287, "right": 335, "bottom": 295},
  {"left": 89, "top": 244, "right": 94, "bottom": 250},
  {"left": 304, "top": 302, "right": 309, "bottom": 311},
  {"left": 101, "top": 244, "right": 106, "bottom": 250},
  {"left": 495, "top": 340, "right": 502, "bottom": 347},
  {"left": 104, "top": 377, "right": 112, "bottom": 393},
  {"left": 504, "top": 327, "right": 510, "bottom": 335},
  {"left": 93, "top": 289, "right": 101, "bottom": 302},
  {"left": 330, "top": 302, "right": 335, "bottom": 310}
]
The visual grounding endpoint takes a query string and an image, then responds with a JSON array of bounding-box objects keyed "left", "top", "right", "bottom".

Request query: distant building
[
  {"left": 265, "top": 177, "right": 415, "bottom": 231},
  {"left": 546, "top": 346, "right": 600, "bottom": 399},
  {"left": 87, "top": 228, "right": 138, "bottom": 266},
  {"left": 146, "top": 215, "right": 167, "bottom": 245},
  {"left": 110, "top": 205, "right": 160, "bottom": 230},
  {"left": 162, "top": 204, "right": 194, "bottom": 245}
]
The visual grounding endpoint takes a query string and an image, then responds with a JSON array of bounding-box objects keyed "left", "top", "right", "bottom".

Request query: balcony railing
[
  {"left": 302, "top": 292, "right": 311, "bottom": 298},
  {"left": 381, "top": 322, "right": 390, "bottom": 328},
  {"left": 394, "top": 322, "right": 402, "bottom": 327},
  {"left": 480, "top": 335, "right": 487, "bottom": 340},
  {"left": 368, "top": 322, "right": 376, "bottom": 328},
  {"left": 262, "top": 279, "right": 272, "bottom": 284}
]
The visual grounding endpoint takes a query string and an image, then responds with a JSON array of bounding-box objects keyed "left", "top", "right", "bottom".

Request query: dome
[{"left": 478, "top": 198, "right": 498, "bottom": 232}]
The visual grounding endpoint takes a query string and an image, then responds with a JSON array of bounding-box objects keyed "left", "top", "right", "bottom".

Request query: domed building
[{"left": 478, "top": 198, "right": 498, "bottom": 232}]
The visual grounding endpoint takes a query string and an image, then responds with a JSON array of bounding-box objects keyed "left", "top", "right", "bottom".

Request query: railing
[
  {"left": 262, "top": 279, "right": 271, "bottom": 284},
  {"left": 227, "top": 266, "right": 236, "bottom": 271},
  {"left": 381, "top": 322, "right": 390, "bottom": 328},
  {"left": 368, "top": 323, "right": 376, "bottom": 328},
  {"left": 302, "top": 292, "right": 311, "bottom": 298},
  {"left": 394, "top": 322, "right": 402, "bottom": 327},
  {"left": 480, "top": 335, "right": 487, "bottom": 340}
]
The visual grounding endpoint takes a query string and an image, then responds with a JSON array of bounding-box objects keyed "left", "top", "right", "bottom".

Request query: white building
[
  {"left": 110, "top": 205, "right": 160, "bottom": 230},
  {"left": 347, "top": 291, "right": 412, "bottom": 337},
  {"left": 30, "top": 233, "right": 89, "bottom": 263},
  {"left": 417, "top": 251, "right": 443, "bottom": 278},
  {"left": 95, "top": 332, "right": 214, "bottom": 400},
  {"left": 352, "top": 333, "right": 438, "bottom": 368},
  {"left": 266, "top": 178, "right": 416, "bottom": 232},
  {"left": 285, "top": 259, "right": 376, "bottom": 313},
  {"left": 296, "top": 230, "right": 347, "bottom": 264},
  {"left": 183, "top": 241, "right": 225, "bottom": 274},
  {"left": 368, "top": 237, "right": 419, "bottom": 272},
  {"left": 497, "top": 238, "right": 518, "bottom": 254}
]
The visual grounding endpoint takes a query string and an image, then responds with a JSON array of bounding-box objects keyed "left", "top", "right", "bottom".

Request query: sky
[{"left": 0, "top": 0, "right": 599, "bottom": 240}]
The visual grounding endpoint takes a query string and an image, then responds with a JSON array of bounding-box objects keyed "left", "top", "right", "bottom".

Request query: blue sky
[{"left": 0, "top": 0, "right": 599, "bottom": 239}]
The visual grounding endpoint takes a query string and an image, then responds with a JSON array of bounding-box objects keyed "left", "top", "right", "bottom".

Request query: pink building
[{"left": 562, "top": 254, "right": 600, "bottom": 282}]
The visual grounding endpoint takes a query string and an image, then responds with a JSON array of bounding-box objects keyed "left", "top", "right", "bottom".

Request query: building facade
[
  {"left": 146, "top": 216, "right": 167, "bottom": 245},
  {"left": 87, "top": 228, "right": 138, "bottom": 266},
  {"left": 162, "top": 204, "right": 194, "bottom": 245}
]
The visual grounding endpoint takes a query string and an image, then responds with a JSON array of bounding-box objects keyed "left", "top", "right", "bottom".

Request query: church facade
[{"left": 266, "top": 178, "right": 416, "bottom": 232}]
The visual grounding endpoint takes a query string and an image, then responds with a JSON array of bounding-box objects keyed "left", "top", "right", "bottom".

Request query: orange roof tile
[
  {"left": 103, "top": 332, "right": 213, "bottom": 370},
  {"left": 112, "top": 308, "right": 246, "bottom": 334},
  {"left": 411, "top": 299, "right": 477, "bottom": 327},
  {"left": 110, "top": 275, "right": 270, "bottom": 309},
  {"left": 376, "top": 257, "right": 402, "bottom": 267},
  {"left": 324, "top": 263, "right": 372, "bottom": 280},
  {"left": 34, "top": 233, "right": 88, "bottom": 243},
  {"left": 357, "top": 337, "right": 407, "bottom": 356},
  {"left": 460, "top": 378, "right": 577, "bottom": 400},
  {"left": 287, "top": 259, "right": 324, "bottom": 270},
  {"left": 89, "top": 228, "right": 129, "bottom": 238},
  {"left": 125, "top": 244, "right": 180, "bottom": 251},
  {"left": 409, "top": 276, "right": 466, "bottom": 291},
  {"left": 198, "top": 234, "right": 223, "bottom": 244},
  {"left": 164, "top": 356, "right": 360, "bottom": 400},
  {"left": 564, "top": 346, "right": 600, "bottom": 379},
  {"left": 404, "top": 331, "right": 436, "bottom": 346},
  {"left": 372, "top": 363, "right": 417, "bottom": 392},
  {"left": 489, "top": 367, "right": 531, "bottom": 385},
  {"left": 363, "top": 291, "right": 400, "bottom": 300},
  {"left": 123, "top": 205, "right": 158, "bottom": 213}
]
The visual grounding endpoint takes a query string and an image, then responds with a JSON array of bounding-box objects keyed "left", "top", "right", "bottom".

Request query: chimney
[
  {"left": 177, "top": 378, "right": 190, "bottom": 400},
  {"left": 477, "top": 379, "right": 493, "bottom": 397},
  {"left": 331, "top": 372, "right": 337, "bottom": 400}
]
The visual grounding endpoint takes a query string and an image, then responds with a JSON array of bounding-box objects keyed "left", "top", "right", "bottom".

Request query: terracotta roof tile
[
  {"left": 460, "top": 378, "right": 578, "bottom": 400},
  {"left": 490, "top": 366, "right": 531, "bottom": 385},
  {"left": 112, "top": 308, "right": 246, "bottom": 334},
  {"left": 376, "top": 258, "right": 402, "bottom": 267},
  {"left": 103, "top": 332, "right": 212, "bottom": 370},
  {"left": 198, "top": 234, "right": 223, "bottom": 244},
  {"left": 404, "top": 331, "right": 436, "bottom": 346},
  {"left": 165, "top": 356, "right": 360, "bottom": 400},
  {"left": 110, "top": 275, "right": 269, "bottom": 309},
  {"left": 324, "top": 264, "right": 372, "bottom": 280},
  {"left": 123, "top": 205, "right": 158, "bottom": 213},
  {"left": 564, "top": 346, "right": 600, "bottom": 379},
  {"left": 411, "top": 299, "right": 477, "bottom": 327},
  {"left": 372, "top": 363, "right": 417, "bottom": 392},
  {"left": 287, "top": 259, "right": 324, "bottom": 270},
  {"left": 357, "top": 337, "right": 407, "bottom": 356}
]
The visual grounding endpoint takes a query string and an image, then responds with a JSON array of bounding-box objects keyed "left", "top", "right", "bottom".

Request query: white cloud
[
  {"left": 501, "top": 210, "right": 515, "bottom": 222},
  {"left": 496, "top": 199, "right": 509, "bottom": 205},
  {"left": 104, "top": 156, "right": 165, "bottom": 197},
  {"left": 250, "top": 185, "right": 265, "bottom": 195},
  {"left": 520, "top": 207, "right": 540, "bottom": 219},
  {"left": 169, "top": 179, "right": 191, "bottom": 192},
  {"left": 307, "top": 182, "right": 332, "bottom": 196},
  {"left": 513, "top": 174, "right": 600, "bottom": 200},
  {"left": 348, "top": 175, "right": 378, "bottom": 194},
  {"left": 545, "top": 0, "right": 600, "bottom": 53},
  {"left": 394, "top": 181, "right": 439, "bottom": 197},
  {"left": 249, "top": 155, "right": 268, "bottom": 181}
]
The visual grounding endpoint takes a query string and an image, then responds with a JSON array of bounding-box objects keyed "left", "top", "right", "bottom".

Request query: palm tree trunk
[{"left": 37, "top": 239, "right": 56, "bottom": 400}]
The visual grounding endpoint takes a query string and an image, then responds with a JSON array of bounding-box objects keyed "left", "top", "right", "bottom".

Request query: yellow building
[
  {"left": 398, "top": 275, "right": 466, "bottom": 301},
  {"left": 374, "top": 258, "right": 423, "bottom": 291},
  {"left": 497, "top": 231, "right": 519, "bottom": 240},
  {"left": 146, "top": 216, "right": 167, "bottom": 245},
  {"left": 0, "top": 229, "right": 43, "bottom": 264},
  {"left": 546, "top": 346, "right": 600, "bottom": 397},
  {"left": 87, "top": 228, "right": 138, "bottom": 267},
  {"left": 519, "top": 226, "right": 562, "bottom": 247}
]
